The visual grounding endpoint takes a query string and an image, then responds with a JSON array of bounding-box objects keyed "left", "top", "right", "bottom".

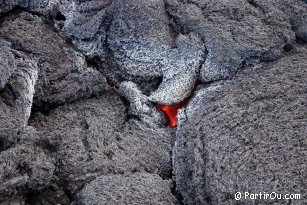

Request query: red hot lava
[
  {"left": 106, "top": 78, "right": 200, "bottom": 127},
  {"left": 156, "top": 101, "right": 189, "bottom": 127},
  {"left": 156, "top": 81, "right": 201, "bottom": 127}
]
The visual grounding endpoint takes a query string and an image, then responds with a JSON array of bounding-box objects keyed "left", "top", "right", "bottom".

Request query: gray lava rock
[
  {"left": 0, "top": 127, "right": 55, "bottom": 203},
  {"left": 0, "top": 12, "right": 108, "bottom": 109},
  {"left": 119, "top": 81, "right": 166, "bottom": 126},
  {"left": 293, "top": 13, "right": 307, "bottom": 43},
  {"left": 0, "top": 40, "right": 15, "bottom": 89},
  {"left": 174, "top": 46, "right": 307, "bottom": 205},
  {"left": 165, "top": 0, "right": 307, "bottom": 82},
  {"left": 60, "top": 0, "right": 205, "bottom": 105},
  {"left": 59, "top": 0, "right": 112, "bottom": 56},
  {"left": 0, "top": 196, "right": 25, "bottom": 205},
  {"left": 0, "top": 1, "right": 306, "bottom": 204},
  {"left": 147, "top": 33, "right": 205, "bottom": 104},
  {"left": 30, "top": 92, "right": 174, "bottom": 195},
  {"left": 72, "top": 173, "right": 180, "bottom": 205},
  {"left": 0, "top": 52, "right": 38, "bottom": 139},
  {"left": 0, "top": 0, "right": 58, "bottom": 14},
  {"left": 107, "top": 0, "right": 205, "bottom": 104},
  {"left": 107, "top": 0, "right": 174, "bottom": 80}
]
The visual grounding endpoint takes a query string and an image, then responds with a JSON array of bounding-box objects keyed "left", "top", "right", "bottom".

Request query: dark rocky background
[{"left": 0, "top": 0, "right": 306, "bottom": 205}]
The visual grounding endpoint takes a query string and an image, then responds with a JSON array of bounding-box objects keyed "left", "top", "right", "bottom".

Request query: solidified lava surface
[{"left": 0, "top": 1, "right": 307, "bottom": 205}]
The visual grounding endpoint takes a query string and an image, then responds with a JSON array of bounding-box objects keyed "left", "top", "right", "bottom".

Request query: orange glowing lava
[
  {"left": 157, "top": 80, "right": 202, "bottom": 127},
  {"left": 157, "top": 101, "right": 188, "bottom": 127}
]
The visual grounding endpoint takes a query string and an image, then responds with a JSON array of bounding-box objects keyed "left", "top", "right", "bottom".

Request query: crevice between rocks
[
  {"left": 246, "top": 0, "right": 266, "bottom": 14},
  {"left": 171, "top": 180, "right": 185, "bottom": 205}
]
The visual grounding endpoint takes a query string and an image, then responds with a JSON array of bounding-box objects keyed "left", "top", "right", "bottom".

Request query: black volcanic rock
[{"left": 174, "top": 47, "right": 307, "bottom": 205}]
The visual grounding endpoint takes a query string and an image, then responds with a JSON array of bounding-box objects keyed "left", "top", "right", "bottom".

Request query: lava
[
  {"left": 156, "top": 81, "right": 201, "bottom": 127},
  {"left": 106, "top": 77, "right": 200, "bottom": 127},
  {"left": 156, "top": 101, "right": 189, "bottom": 127}
]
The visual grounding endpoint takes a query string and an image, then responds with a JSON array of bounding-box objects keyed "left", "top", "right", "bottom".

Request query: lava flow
[
  {"left": 156, "top": 81, "right": 201, "bottom": 127},
  {"left": 156, "top": 101, "right": 189, "bottom": 127}
]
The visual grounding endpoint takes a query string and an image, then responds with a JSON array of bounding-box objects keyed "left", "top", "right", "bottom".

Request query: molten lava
[
  {"left": 157, "top": 81, "right": 202, "bottom": 127},
  {"left": 157, "top": 101, "right": 189, "bottom": 127},
  {"left": 106, "top": 77, "right": 200, "bottom": 127}
]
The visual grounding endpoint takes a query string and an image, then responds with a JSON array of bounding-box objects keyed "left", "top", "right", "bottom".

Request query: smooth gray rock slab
[
  {"left": 72, "top": 173, "right": 180, "bottom": 205},
  {"left": 30, "top": 92, "right": 174, "bottom": 195},
  {"left": 174, "top": 47, "right": 307, "bottom": 205}
]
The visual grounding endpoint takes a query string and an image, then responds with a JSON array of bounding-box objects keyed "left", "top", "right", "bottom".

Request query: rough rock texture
[
  {"left": 58, "top": 0, "right": 112, "bottom": 57},
  {"left": 59, "top": 0, "right": 205, "bottom": 105},
  {"left": 73, "top": 173, "right": 180, "bottom": 205},
  {"left": 0, "top": 5, "right": 179, "bottom": 204},
  {"left": 174, "top": 47, "right": 307, "bottom": 205},
  {"left": 56, "top": 0, "right": 307, "bottom": 104},
  {"left": 0, "top": 196, "right": 26, "bottom": 205},
  {"left": 0, "top": 39, "right": 15, "bottom": 89},
  {"left": 0, "top": 127, "right": 55, "bottom": 202},
  {"left": 106, "top": 0, "right": 205, "bottom": 105},
  {"left": 0, "top": 12, "right": 108, "bottom": 109},
  {"left": 119, "top": 81, "right": 166, "bottom": 126},
  {"left": 0, "top": 0, "right": 306, "bottom": 204},
  {"left": 0, "top": 51, "right": 38, "bottom": 139},
  {"left": 165, "top": 0, "right": 306, "bottom": 82},
  {"left": 29, "top": 92, "right": 174, "bottom": 197},
  {"left": 0, "top": 0, "right": 58, "bottom": 14}
]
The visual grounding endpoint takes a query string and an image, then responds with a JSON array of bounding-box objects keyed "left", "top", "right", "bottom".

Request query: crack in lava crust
[
  {"left": 157, "top": 103, "right": 186, "bottom": 127},
  {"left": 157, "top": 81, "right": 201, "bottom": 127}
]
